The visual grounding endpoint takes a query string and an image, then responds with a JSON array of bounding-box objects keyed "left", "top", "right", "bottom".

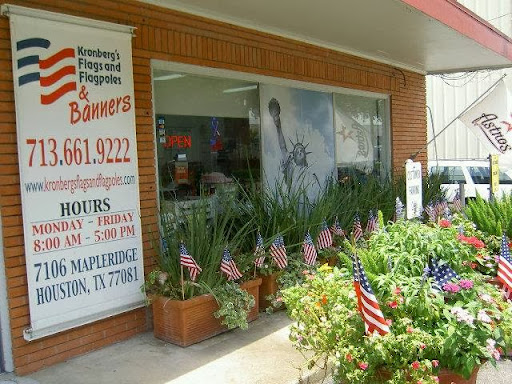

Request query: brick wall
[{"left": 0, "top": 0, "right": 427, "bottom": 374}]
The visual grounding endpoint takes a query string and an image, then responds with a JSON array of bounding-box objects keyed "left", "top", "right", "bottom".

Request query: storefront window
[
  {"left": 334, "top": 93, "right": 390, "bottom": 180},
  {"left": 153, "top": 71, "right": 261, "bottom": 200}
]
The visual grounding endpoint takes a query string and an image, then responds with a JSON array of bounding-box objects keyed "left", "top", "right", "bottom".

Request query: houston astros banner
[
  {"left": 3, "top": 5, "right": 144, "bottom": 340},
  {"left": 459, "top": 79, "right": 512, "bottom": 160}
]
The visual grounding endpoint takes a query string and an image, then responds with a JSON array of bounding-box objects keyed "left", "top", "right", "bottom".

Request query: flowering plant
[
  {"left": 282, "top": 220, "right": 512, "bottom": 384},
  {"left": 451, "top": 215, "right": 500, "bottom": 277}
]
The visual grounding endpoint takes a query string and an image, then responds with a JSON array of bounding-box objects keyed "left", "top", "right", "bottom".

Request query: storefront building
[{"left": 0, "top": 0, "right": 510, "bottom": 375}]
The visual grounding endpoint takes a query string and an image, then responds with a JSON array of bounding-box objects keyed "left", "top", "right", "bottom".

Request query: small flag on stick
[
  {"left": 330, "top": 216, "right": 344, "bottom": 237},
  {"left": 430, "top": 257, "right": 459, "bottom": 291},
  {"left": 353, "top": 214, "right": 363, "bottom": 242},
  {"left": 254, "top": 232, "right": 265, "bottom": 268},
  {"left": 317, "top": 219, "right": 333, "bottom": 249},
  {"left": 452, "top": 191, "right": 462, "bottom": 212},
  {"left": 366, "top": 210, "right": 378, "bottom": 233},
  {"left": 424, "top": 202, "right": 436, "bottom": 222},
  {"left": 497, "top": 233, "right": 512, "bottom": 299},
  {"left": 180, "top": 242, "right": 202, "bottom": 282},
  {"left": 302, "top": 231, "right": 318, "bottom": 266},
  {"left": 220, "top": 248, "right": 242, "bottom": 281},
  {"left": 270, "top": 234, "right": 288, "bottom": 269},
  {"left": 351, "top": 254, "right": 390, "bottom": 336}
]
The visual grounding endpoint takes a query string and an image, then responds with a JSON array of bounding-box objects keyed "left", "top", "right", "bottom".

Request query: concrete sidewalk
[
  {"left": 0, "top": 310, "right": 510, "bottom": 384},
  {"left": 1, "top": 311, "right": 320, "bottom": 384}
]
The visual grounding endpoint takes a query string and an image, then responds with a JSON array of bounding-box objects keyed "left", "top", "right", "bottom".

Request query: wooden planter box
[
  {"left": 152, "top": 278, "right": 262, "bottom": 347},
  {"left": 378, "top": 365, "right": 479, "bottom": 384},
  {"left": 258, "top": 272, "right": 280, "bottom": 311},
  {"left": 437, "top": 365, "right": 480, "bottom": 384}
]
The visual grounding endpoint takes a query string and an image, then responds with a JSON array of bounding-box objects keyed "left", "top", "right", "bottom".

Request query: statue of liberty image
[{"left": 268, "top": 97, "right": 312, "bottom": 190}]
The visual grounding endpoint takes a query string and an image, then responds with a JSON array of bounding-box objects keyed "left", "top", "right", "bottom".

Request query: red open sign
[{"left": 162, "top": 135, "right": 192, "bottom": 148}]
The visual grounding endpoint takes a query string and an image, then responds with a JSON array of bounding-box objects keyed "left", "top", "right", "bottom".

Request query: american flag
[
  {"left": 430, "top": 257, "right": 459, "bottom": 290},
  {"left": 253, "top": 232, "right": 266, "bottom": 268},
  {"left": 351, "top": 254, "right": 390, "bottom": 336},
  {"left": 365, "top": 210, "right": 378, "bottom": 233},
  {"left": 395, "top": 197, "right": 405, "bottom": 221},
  {"left": 179, "top": 243, "right": 202, "bottom": 282},
  {"left": 452, "top": 191, "right": 463, "bottom": 212},
  {"left": 435, "top": 199, "right": 448, "bottom": 218},
  {"left": 220, "top": 248, "right": 243, "bottom": 281},
  {"left": 497, "top": 233, "right": 512, "bottom": 299},
  {"left": 270, "top": 234, "right": 288, "bottom": 269},
  {"left": 352, "top": 214, "right": 363, "bottom": 242},
  {"left": 424, "top": 202, "right": 436, "bottom": 222},
  {"left": 302, "top": 231, "right": 318, "bottom": 266},
  {"left": 330, "top": 216, "right": 345, "bottom": 237},
  {"left": 317, "top": 219, "right": 333, "bottom": 249}
]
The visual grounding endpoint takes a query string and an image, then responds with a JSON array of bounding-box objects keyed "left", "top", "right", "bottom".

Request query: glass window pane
[
  {"left": 334, "top": 93, "right": 390, "bottom": 180},
  {"left": 153, "top": 71, "right": 260, "bottom": 200},
  {"left": 430, "top": 166, "right": 466, "bottom": 183},
  {"left": 467, "top": 166, "right": 490, "bottom": 184}
]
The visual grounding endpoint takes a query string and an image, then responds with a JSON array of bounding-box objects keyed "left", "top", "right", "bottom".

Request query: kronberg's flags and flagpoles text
[{"left": 459, "top": 79, "right": 512, "bottom": 165}]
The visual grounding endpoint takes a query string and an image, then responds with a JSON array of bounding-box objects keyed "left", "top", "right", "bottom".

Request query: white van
[{"left": 428, "top": 159, "right": 512, "bottom": 201}]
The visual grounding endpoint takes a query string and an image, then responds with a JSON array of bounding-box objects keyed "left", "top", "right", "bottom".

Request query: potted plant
[
  {"left": 144, "top": 196, "right": 262, "bottom": 347},
  {"left": 282, "top": 219, "right": 512, "bottom": 384}
]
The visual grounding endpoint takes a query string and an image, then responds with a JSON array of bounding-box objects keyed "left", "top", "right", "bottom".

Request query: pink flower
[
  {"left": 302, "top": 270, "right": 310, "bottom": 275},
  {"left": 387, "top": 301, "right": 398, "bottom": 309},
  {"left": 442, "top": 282, "right": 461, "bottom": 293},
  {"left": 419, "top": 343, "right": 426, "bottom": 350},
  {"left": 394, "top": 287, "right": 402, "bottom": 295},
  {"left": 411, "top": 361, "right": 420, "bottom": 370},
  {"left": 358, "top": 362, "right": 368, "bottom": 370},
  {"left": 432, "top": 376, "right": 439, "bottom": 383},
  {"left": 432, "top": 360, "right": 439, "bottom": 367},
  {"left": 386, "top": 319, "right": 393, "bottom": 326},
  {"left": 439, "top": 219, "right": 451, "bottom": 228},
  {"left": 307, "top": 274, "right": 315, "bottom": 280},
  {"left": 345, "top": 353, "right": 353, "bottom": 362},
  {"left": 459, "top": 279, "right": 473, "bottom": 290},
  {"left": 407, "top": 326, "right": 414, "bottom": 333}
]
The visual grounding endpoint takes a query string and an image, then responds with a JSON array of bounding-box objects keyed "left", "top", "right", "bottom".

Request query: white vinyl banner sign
[
  {"left": 5, "top": 6, "right": 144, "bottom": 340},
  {"left": 459, "top": 80, "right": 512, "bottom": 161},
  {"left": 405, "top": 161, "right": 422, "bottom": 219}
]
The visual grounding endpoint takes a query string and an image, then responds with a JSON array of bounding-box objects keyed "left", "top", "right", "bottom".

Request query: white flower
[
  {"left": 477, "top": 310, "right": 491, "bottom": 324},
  {"left": 451, "top": 307, "right": 474, "bottom": 325},
  {"left": 486, "top": 339, "right": 501, "bottom": 361},
  {"left": 479, "top": 294, "right": 493, "bottom": 303}
]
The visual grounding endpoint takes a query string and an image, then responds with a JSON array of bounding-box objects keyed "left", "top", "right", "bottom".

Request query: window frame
[{"left": 151, "top": 60, "right": 392, "bottom": 203}]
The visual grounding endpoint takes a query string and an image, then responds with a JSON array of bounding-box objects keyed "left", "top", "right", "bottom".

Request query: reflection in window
[
  {"left": 153, "top": 71, "right": 261, "bottom": 201},
  {"left": 334, "top": 93, "right": 390, "bottom": 181},
  {"left": 431, "top": 166, "right": 465, "bottom": 184}
]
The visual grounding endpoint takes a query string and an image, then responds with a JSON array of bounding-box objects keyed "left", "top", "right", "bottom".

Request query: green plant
[
  {"left": 465, "top": 194, "right": 512, "bottom": 237},
  {"left": 145, "top": 195, "right": 255, "bottom": 300},
  {"left": 209, "top": 282, "right": 255, "bottom": 330},
  {"left": 283, "top": 220, "right": 512, "bottom": 384}
]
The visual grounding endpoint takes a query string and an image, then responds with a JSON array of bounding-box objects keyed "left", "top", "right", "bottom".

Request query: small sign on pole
[
  {"left": 405, "top": 160, "right": 422, "bottom": 219},
  {"left": 490, "top": 154, "right": 499, "bottom": 199}
]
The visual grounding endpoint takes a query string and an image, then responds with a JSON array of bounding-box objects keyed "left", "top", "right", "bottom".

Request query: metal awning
[{"left": 140, "top": 0, "right": 512, "bottom": 74}]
